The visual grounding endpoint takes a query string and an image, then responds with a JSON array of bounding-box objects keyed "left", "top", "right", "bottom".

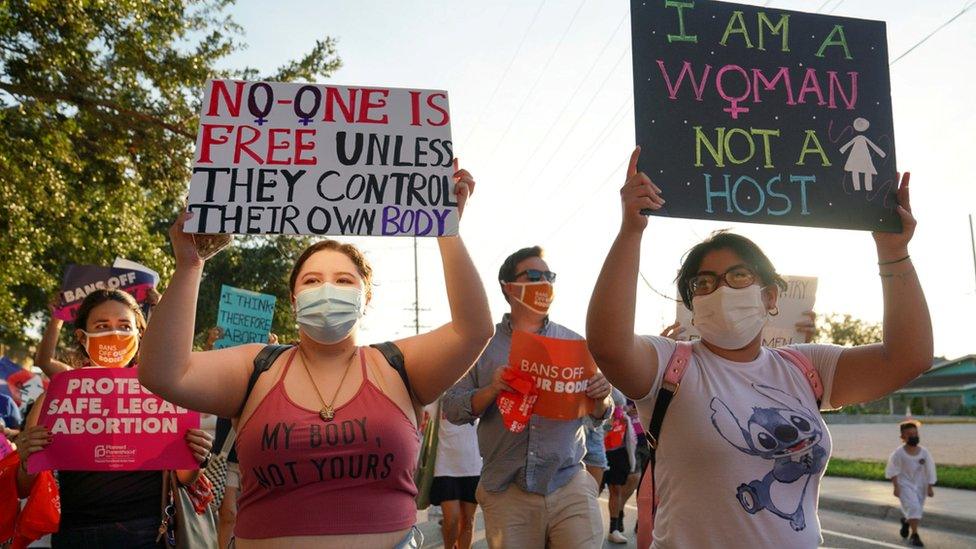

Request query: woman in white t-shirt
[
  {"left": 428, "top": 405, "right": 482, "bottom": 549},
  {"left": 585, "top": 148, "right": 932, "bottom": 548}
]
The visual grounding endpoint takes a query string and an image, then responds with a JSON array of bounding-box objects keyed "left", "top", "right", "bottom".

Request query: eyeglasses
[
  {"left": 687, "top": 265, "right": 757, "bottom": 296},
  {"left": 513, "top": 269, "right": 557, "bottom": 283}
]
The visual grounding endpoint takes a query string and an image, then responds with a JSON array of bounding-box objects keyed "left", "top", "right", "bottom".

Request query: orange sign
[{"left": 508, "top": 331, "right": 597, "bottom": 420}]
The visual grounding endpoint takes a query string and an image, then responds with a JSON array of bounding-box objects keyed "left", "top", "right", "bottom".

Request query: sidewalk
[{"left": 820, "top": 476, "right": 976, "bottom": 535}]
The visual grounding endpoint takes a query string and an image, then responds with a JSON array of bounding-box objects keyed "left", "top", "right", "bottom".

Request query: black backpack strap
[
  {"left": 370, "top": 342, "right": 412, "bottom": 397},
  {"left": 237, "top": 344, "right": 293, "bottom": 416}
]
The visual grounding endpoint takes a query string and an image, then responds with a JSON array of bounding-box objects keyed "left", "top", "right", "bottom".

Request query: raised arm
[
  {"left": 138, "top": 213, "right": 261, "bottom": 418},
  {"left": 828, "top": 173, "right": 932, "bottom": 407},
  {"left": 394, "top": 161, "right": 495, "bottom": 405},
  {"left": 34, "top": 300, "right": 73, "bottom": 378},
  {"left": 586, "top": 147, "right": 665, "bottom": 400}
]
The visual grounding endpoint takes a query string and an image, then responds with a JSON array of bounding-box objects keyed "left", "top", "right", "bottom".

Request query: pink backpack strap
[
  {"left": 774, "top": 347, "right": 824, "bottom": 406},
  {"left": 661, "top": 341, "right": 694, "bottom": 392},
  {"left": 636, "top": 341, "right": 693, "bottom": 549}
]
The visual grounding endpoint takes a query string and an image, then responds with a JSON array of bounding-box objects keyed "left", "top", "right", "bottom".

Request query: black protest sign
[
  {"left": 631, "top": 0, "right": 899, "bottom": 231},
  {"left": 185, "top": 80, "right": 457, "bottom": 237}
]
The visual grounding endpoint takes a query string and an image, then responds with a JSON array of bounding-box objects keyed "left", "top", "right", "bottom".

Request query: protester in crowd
[
  {"left": 34, "top": 288, "right": 162, "bottom": 379},
  {"left": 1, "top": 391, "right": 21, "bottom": 437},
  {"left": 603, "top": 388, "right": 637, "bottom": 544},
  {"left": 137, "top": 162, "right": 493, "bottom": 549},
  {"left": 587, "top": 147, "right": 931, "bottom": 548},
  {"left": 443, "top": 246, "right": 614, "bottom": 548},
  {"left": 624, "top": 398, "right": 649, "bottom": 533},
  {"left": 886, "top": 420, "right": 937, "bottom": 547},
  {"left": 14, "top": 289, "right": 213, "bottom": 549},
  {"left": 427, "top": 402, "right": 482, "bottom": 549}
]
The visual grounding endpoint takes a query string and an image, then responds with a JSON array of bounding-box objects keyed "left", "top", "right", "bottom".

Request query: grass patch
[{"left": 827, "top": 458, "right": 976, "bottom": 491}]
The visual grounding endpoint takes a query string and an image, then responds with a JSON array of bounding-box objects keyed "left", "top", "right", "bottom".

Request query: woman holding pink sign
[
  {"left": 15, "top": 289, "right": 214, "bottom": 549},
  {"left": 138, "top": 161, "right": 493, "bottom": 549}
]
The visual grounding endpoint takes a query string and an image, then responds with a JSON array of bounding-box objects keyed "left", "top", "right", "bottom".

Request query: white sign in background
[
  {"left": 185, "top": 80, "right": 456, "bottom": 237},
  {"left": 675, "top": 275, "right": 818, "bottom": 347}
]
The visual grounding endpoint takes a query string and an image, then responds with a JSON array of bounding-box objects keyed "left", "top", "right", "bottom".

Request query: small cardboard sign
[
  {"left": 185, "top": 79, "right": 457, "bottom": 237},
  {"left": 214, "top": 285, "right": 276, "bottom": 349},
  {"left": 507, "top": 331, "right": 598, "bottom": 420},
  {"left": 631, "top": 0, "right": 898, "bottom": 231},
  {"left": 28, "top": 369, "right": 200, "bottom": 473},
  {"left": 675, "top": 275, "right": 817, "bottom": 347}
]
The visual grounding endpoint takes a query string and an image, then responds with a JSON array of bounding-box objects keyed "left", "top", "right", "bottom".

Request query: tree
[
  {"left": 194, "top": 235, "right": 311, "bottom": 346},
  {"left": 815, "top": 313, "right": 883, "bottom": 346},
  {"left": 0, "top": 0, "right": 339, "bottom": 346}
]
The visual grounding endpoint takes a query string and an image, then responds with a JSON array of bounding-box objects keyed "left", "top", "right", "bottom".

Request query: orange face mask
[
  {"left": 504, "top": 282, "right": 554, "bottom": 315},
  {"left": 83, "top": 330, "right": 139, "bottom": 368}
]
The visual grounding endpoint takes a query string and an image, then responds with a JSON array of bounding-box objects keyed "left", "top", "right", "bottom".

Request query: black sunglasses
[{"left": 513, "top": 269, "right": 557, "bottom": 283}]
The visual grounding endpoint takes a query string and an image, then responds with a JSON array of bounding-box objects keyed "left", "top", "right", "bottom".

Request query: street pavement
[{"left": 415, "top": 484, "right": 976, "bottom": 548}]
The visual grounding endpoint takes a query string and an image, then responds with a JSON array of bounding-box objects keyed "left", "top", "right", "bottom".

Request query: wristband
[{"left": 878, "top": 255, "right": 910, "bottom": 266}]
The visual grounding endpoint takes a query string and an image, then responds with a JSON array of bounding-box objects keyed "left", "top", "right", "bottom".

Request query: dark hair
[
  {"left": 289, "top": 240, "right": 374, "bottom": 301},
  {"left": 675, "top": 231, "right": 787, "bottom": 309},
  {"left": 73, "top": 289, "right": 147, "bottom": 357},
  {"left": 498, "top": 246, "right": 544, "bottom": 299},
  {"left": 899, "top": 420, "right": 920, "bottom": 434}
]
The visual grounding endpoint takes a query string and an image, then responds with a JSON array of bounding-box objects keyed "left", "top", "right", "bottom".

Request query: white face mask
[
  {"left": 691, "top": 285, "right": 769, "bottom": 350},
  {"left": 295, "top": 283, "right": 365, "bottom": 344}
]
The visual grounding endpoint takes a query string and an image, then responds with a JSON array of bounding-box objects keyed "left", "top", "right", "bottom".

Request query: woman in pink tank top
[{"left": 138, "top": 163, "right": 494, "bottom": 548}]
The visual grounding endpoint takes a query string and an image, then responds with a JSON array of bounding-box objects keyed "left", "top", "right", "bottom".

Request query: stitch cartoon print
[{"left": 710, "top": 384, "right": 828, "bottom": 531}]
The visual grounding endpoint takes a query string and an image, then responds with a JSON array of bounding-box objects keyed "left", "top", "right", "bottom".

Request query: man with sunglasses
[{"left": 443, "top": 245, "right": 613, "bottom": 548}]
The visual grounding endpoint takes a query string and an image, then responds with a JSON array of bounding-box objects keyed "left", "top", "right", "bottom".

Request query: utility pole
[
  {"left": 970, "top": 214, "right": 976, "bottom": 293},
  {"left": 405, "top": 237, "right": 430, "bottom": 335},
  {"left": 413, "top": 237, "right": 420, "bottom": 335}
]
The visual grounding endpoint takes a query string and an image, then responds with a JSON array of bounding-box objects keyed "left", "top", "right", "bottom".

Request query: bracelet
[{"left": 878, "top": 255, "right": 910, "bottom": 266}]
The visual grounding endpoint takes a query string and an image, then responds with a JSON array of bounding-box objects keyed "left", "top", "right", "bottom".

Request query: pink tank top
[{"left": 234, "top": 348, "right": 419, "bottom": 538}]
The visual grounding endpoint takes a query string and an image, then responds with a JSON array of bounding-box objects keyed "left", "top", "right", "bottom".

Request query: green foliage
[
  {"left": 0, "top": 0, "right": 340, "bottom": 346},
  {"left": 195, "top": 235, "right": 311, "bottom": 346},
  {"left": 827, "top": 458, "right": 976, "bottom": 491},
  {"left": 815, "top": 313, "right": 883, "bottom": 347}
]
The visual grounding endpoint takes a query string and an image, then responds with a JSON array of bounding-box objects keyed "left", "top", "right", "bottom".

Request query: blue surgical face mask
[{"left": 295, "top": 283, "right": 365, "bottom": 344}]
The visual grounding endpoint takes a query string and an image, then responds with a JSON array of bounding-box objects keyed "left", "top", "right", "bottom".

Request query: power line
[
  {"left": 510, "top": 12, "right": 628, "bottom": 179},
  {"left": 487, "top": 0, "right": 588, "bottom": 159},
  {"left": 462, "top": 0, "right": 548, "bottom": 144},
  {"left": 890, "top": 0, "right": 976, "bottom": 66},
  {"left": 552, "top": 98, "right": 632, "bottom": 195},
  {"left": 542, "top": 154, "right": 628, "bottom": 243},
  {"left": 525, "top": 47, "right": 629, "bottom": 196},
  {"left": 639, "top": 270, "right": 678, "bottom": 302}
]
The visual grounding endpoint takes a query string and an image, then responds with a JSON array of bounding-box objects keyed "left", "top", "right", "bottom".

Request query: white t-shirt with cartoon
[{"left": 635, "top": 336, "right": 843, "bottom": 549}]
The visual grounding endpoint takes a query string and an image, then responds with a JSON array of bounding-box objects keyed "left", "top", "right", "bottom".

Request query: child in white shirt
[{"left": 885, "top": 420, "right": 936, "bottom": 547}]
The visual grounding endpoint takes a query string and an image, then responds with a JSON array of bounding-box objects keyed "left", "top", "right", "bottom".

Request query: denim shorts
[{"left": 583, "top": 428, "right": 609, "bottom": 469}]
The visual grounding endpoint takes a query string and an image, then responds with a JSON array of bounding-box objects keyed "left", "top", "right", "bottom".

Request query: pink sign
[
  {"left": 28, "top": 368, "right": 199, "bottom": 473},
  {"left": 0, "top": 437, "right": 12, "bottom": 460}
]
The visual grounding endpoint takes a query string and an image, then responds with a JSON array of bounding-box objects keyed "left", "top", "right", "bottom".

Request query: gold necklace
[{"left": 300, "top": 348, "right": 357, "bottom": 422}]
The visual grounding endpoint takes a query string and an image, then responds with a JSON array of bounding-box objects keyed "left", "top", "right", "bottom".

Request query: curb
[{"left": 819, "top": 495, "right": 976, "bottom": 537}]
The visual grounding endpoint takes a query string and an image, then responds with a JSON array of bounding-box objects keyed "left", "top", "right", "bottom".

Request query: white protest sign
[
  {"left": 185, "top": 80, "right": 456, "bottom": 237},
  {"left": 674, "top": 275, "right": 817, "bottom": 347}
]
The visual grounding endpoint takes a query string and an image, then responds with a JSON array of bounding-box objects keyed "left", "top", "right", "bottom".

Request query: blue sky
[{"left": 217, "top": 0, "right": 976, "bottom": 358}]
